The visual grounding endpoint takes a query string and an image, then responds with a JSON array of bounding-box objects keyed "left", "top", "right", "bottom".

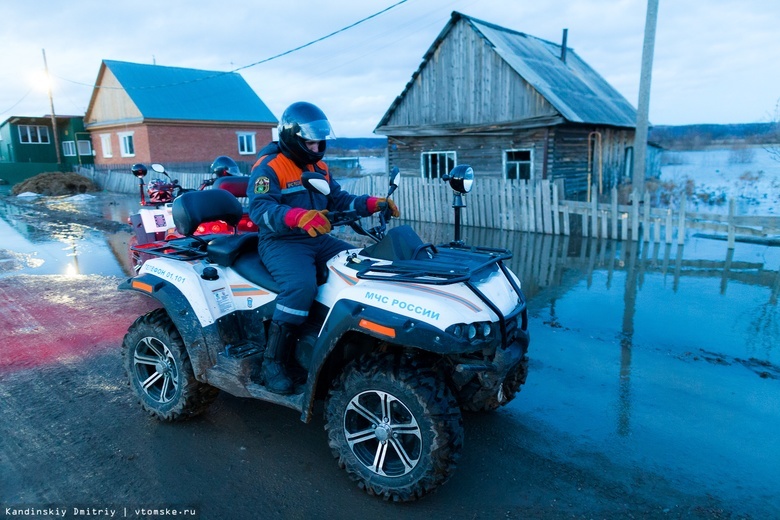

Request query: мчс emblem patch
[{"left": 253, "top": 176, "right": 270, "bottom": 194}]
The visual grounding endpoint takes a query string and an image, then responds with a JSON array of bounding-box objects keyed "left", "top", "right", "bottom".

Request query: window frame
[
  {"left": 118, "top": 131, "right": 135, "bottom": 157},
  {"left": 62, "top": 140, "right": 77, "bottom": 157},
  {"left": 100, "top": 134, "right": 113, "bottom": 158},
  {"left": 77, "top": 139, "right": 92, "bottom": 156},
  {"left": 503, "top": 148, "right": 534, "bottom": 181},
  {"left": 420, "top": 151, "right": 457, "bottom": 180},
  {"left": 18, "top": 125, "right": 50, "bottom": 145},
  {"left": 237, "top": 132, "right": 256, "bottom": 156}
]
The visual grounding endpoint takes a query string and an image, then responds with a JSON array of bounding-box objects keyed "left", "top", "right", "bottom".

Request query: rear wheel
[
  {"left": 128, "top": 236, "right": 141, "bottom": 273},
  {"left": 122, "top": 308, "right": 218, "bottom": 421},
  {"left": 325, "top": 353, "right": 463, "bottom": 501}
]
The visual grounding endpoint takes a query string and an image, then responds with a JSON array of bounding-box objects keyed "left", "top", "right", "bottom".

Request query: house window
[
  {"left": 237, "top": 132, "right": 256, "bottom": 155},
  {"left": 62, "top": 141, "right": 77, "bottom": 157},
  {"left": 504, "top": 149, "right": 532, "bottom": 180},
  {"left": 100, "top": 134, "right": 113, "bottom": 158},
  {"left": 77, "top": 140, "right": 93, "bottom": 156},
  {"left": 18, "top": 125, "right": 50, "bottom": 144},
  {"left": 421, "top": 151, "right": 456, "bottom": 180},
  {"left": 624, "top": 146, "right": 634, "bottom": 179},
  {"left": 119, "top": 132, "right": 135, "bottom": 157}
]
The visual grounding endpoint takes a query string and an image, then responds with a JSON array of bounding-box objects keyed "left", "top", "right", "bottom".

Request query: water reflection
[
  {"left": 408, "top": 221, "right": 780, "bottom": 436},
  {"left": 0, "top": 199, "right": 126, "bottom": 278}
]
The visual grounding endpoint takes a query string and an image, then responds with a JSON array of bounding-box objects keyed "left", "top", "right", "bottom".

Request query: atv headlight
[{"left": 447, "top": 321, "right": 495, "bottom": 343}]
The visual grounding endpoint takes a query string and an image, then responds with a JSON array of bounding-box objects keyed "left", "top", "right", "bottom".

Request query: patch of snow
[
  {"left": 16, "top": 192, "right": 40, "bottom": 198},
  {"left": 63, "top": 194, "right": 96, "bottom": 202},
  {"left": 660, "top": 146, "right": 780, "bottom": 215}
]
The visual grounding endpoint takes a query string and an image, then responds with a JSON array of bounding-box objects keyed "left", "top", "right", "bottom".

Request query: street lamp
[{"left": 41, "top": 48, "right": 62, "bottom": 167}]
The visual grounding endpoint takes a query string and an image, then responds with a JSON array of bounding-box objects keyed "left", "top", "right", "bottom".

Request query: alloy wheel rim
[
  {"left": 133, "top": 336, "right": 179, "bottom": 404},
  {"left": 343, "top": 390, "right": 422, "bottom": 477}
]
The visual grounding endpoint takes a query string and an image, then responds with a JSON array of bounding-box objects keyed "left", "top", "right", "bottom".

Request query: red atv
[{"left": 127, "top": 161, "right": 254, "bottom": 272}]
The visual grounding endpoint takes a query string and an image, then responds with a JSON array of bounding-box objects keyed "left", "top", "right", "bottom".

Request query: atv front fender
[{"left": 119, "top": 275, "right": 214, "bottom": 378}]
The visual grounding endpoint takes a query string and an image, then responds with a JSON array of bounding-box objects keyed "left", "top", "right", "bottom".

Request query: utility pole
[
  {"left": 42, "top": 48, "right": 62, "bottom": 167},
  {"left": 632, "top": 0, "right": 659, "bottom": 198}
]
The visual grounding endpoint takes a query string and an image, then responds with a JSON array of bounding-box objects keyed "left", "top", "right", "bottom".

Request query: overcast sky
[{"left": 1, "top": 0, "right": 779, "bottom": 137}]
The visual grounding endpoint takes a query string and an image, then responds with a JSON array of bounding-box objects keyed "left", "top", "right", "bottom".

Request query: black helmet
[
  {"left": 210, "top": 155, "right": 240, "bottom": 177},
  {"left": 131, "top": 163, "right": 148, "bottom": 178},
  {"left": 277, "top": 101, "right": 336, "bottom": 166}
]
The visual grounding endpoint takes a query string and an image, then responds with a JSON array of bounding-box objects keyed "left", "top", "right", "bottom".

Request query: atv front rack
[{"left": 355, "top": 243, "right": 512, "bottom": 285}]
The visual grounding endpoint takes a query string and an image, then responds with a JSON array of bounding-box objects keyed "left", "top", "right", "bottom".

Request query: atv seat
[
  {"left": 207, "top": 233, "right": 258, "bottom": 266},
  {"left": 213, "top": 176, "right": 249, "bottom": 198},
  {"left": 173, "top": 189, "right": 243, "bottom": 236}
]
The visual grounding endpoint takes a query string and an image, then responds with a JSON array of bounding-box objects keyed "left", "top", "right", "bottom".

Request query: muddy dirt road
[{"left": 1, "top": 193, "right": 779, "bottom": 519}]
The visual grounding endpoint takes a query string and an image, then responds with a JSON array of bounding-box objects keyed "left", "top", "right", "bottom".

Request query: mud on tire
[
  {"left": 325, "top": 353, "right": 463, "bottom": 501},
  {"left": 122, "top": 308, "right": 218, "bottom": 421},
  {"left": 458, "top": 353, "right": 529, "bottom": 412}
]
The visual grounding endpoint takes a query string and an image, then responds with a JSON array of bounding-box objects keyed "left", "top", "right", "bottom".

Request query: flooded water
[
  {"left": 0, "top": 190, "right": 139, "bottom": 278},
  {"left": 1, "top": 188, "right": 779, "bottom": 514}
]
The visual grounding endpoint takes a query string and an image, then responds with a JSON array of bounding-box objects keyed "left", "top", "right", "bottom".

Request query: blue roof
[{"left": 103, "top": 60, "right": 276, "bottom": 124}]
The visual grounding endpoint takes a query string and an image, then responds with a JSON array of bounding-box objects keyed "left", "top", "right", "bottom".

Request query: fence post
[
  {"left": 591, "top": 184, "right": 598, "bottom": 238},
  {"left": 631, "top": 189, "right": 640, "bottom": 240},
  {"left": 610, "top": 187, "right": 618, "bottom": 239},
  {"left": 642, "top": 190, "right": 651, "bottom": 242},
  {"left": 542, "top": 179, "right": 553, "bottom": 234},
  {"left": 665, "top": 209, "right": 673, "bottom": 244},
  {"left": 727, "top": 198, "right": 736, "bottom": 249},
  {"left": 552, "top": 182, "right": 561, "bottom": 235},
  {"left": 535, "top": 182, "right": 544, "bottom": 233},
  {"left": 677, "top": 204, "right": 686, "bottom": 245}
]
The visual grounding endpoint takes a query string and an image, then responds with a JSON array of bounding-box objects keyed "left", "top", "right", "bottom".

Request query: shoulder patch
[{"left": 253, "top": 176, "right": 270, "bottom": 194}]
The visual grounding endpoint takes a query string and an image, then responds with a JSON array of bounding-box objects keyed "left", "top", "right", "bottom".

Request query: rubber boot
[{"left": 261, "top": 321, "right": 295, "bottom": 395}]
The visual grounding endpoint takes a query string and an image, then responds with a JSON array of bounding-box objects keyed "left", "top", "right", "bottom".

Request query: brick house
[{"left": 84, "top": 60, "right": 277, "bottom": 167}]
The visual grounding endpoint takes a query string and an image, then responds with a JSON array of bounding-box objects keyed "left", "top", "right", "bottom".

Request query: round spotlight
[{"left": 446, "top": 165, "right": 474, "bottom": 194}]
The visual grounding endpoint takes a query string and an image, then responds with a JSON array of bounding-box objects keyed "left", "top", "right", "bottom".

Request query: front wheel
[
  {"left": 122, "top": 309, "right": 218, "bottom": 421},
  {"left": 325, "top": 353, "right": 463, "bottom": 501}
]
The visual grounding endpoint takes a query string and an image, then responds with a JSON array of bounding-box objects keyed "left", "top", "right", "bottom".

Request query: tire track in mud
[{"left": 0, "top": 273, "right": 161, "bottom": 502}]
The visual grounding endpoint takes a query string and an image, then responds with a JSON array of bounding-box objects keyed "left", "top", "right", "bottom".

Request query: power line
[
  {"left": 0, "top": 89, "right": 33, "bottom": 116},
  {"left": 52, "top": 0, "right": 410, "bottom": 91}
]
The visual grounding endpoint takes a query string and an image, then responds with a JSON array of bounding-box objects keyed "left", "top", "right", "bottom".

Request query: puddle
[{"left": 0, "top": 191, "right": 140, "bottom": 278}]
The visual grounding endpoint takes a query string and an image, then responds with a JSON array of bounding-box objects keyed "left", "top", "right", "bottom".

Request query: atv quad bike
[
  {"left": 127, "top": 163, "right": 255, "bottom": 271},
  {"left": 119, "top": 165, "right": 529, "bottom": 501}
]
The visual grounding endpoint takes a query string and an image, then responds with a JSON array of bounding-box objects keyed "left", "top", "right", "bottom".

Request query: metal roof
[
  {"left": 102, "top": 60, "right": 277, "bottom": 124},
  {"left": 376, "top": 12, "right": 636, "bottom": 131}
]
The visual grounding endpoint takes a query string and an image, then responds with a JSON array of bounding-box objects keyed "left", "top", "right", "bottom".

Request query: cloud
[{"left": 2, "top": 0, "right": 779, "bottom": 134}]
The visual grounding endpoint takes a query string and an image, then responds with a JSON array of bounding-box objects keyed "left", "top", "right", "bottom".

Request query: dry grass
[{"left": 11, "top": 172, "right": 98, "bottom": 196}]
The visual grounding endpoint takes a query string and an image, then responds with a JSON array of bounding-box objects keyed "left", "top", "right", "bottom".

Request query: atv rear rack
[{"left": 131, "top": 236, "right": 209, "bottom": 261}]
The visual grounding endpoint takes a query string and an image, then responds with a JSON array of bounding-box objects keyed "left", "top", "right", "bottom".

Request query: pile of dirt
[{"left": 11, "top": 172, "right": 97, "bottom": 196}]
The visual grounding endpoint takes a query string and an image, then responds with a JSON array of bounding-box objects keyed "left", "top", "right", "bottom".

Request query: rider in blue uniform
[{"left": 247, "top": 102, "right": 398, "bottom": 394}]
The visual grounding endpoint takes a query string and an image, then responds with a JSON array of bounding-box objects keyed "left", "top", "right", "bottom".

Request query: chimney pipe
[{"left": 560, "top": 28, "right": 568, "bottom": 63}]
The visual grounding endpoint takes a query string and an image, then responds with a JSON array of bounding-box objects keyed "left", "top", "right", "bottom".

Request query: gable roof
[
  {"left": 376, "top": 11, "right": 636, "bottom": 131},
  {"left": 86, "top": 60, "right": 276, "bottom": 125}
]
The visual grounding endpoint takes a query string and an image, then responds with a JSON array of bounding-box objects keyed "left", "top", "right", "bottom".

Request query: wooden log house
[{"left": 375, "top": 11, "right": 651, "bottom": 199}]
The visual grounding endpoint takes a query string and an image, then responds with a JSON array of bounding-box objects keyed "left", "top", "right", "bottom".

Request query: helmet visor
[{"left": 296, "top": 119, "right": 336, "bottom": 141}]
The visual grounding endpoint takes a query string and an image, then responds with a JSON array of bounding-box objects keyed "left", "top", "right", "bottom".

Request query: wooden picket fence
[
  {"left": 348, "top": 176, "right": 780, "bottom": 248},
  {"left": 81, "top": 168, "right": 780, "bottom": 248}
]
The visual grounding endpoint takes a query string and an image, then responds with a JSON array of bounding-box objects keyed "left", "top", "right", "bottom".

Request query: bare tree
[{"left": 765, "top": 98, "right": 780, "bottom": 162}]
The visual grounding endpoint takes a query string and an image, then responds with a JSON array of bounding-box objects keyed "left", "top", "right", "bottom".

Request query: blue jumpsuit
[{"left": 247, "top": 142, "right": 372, "bottom": 325}]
